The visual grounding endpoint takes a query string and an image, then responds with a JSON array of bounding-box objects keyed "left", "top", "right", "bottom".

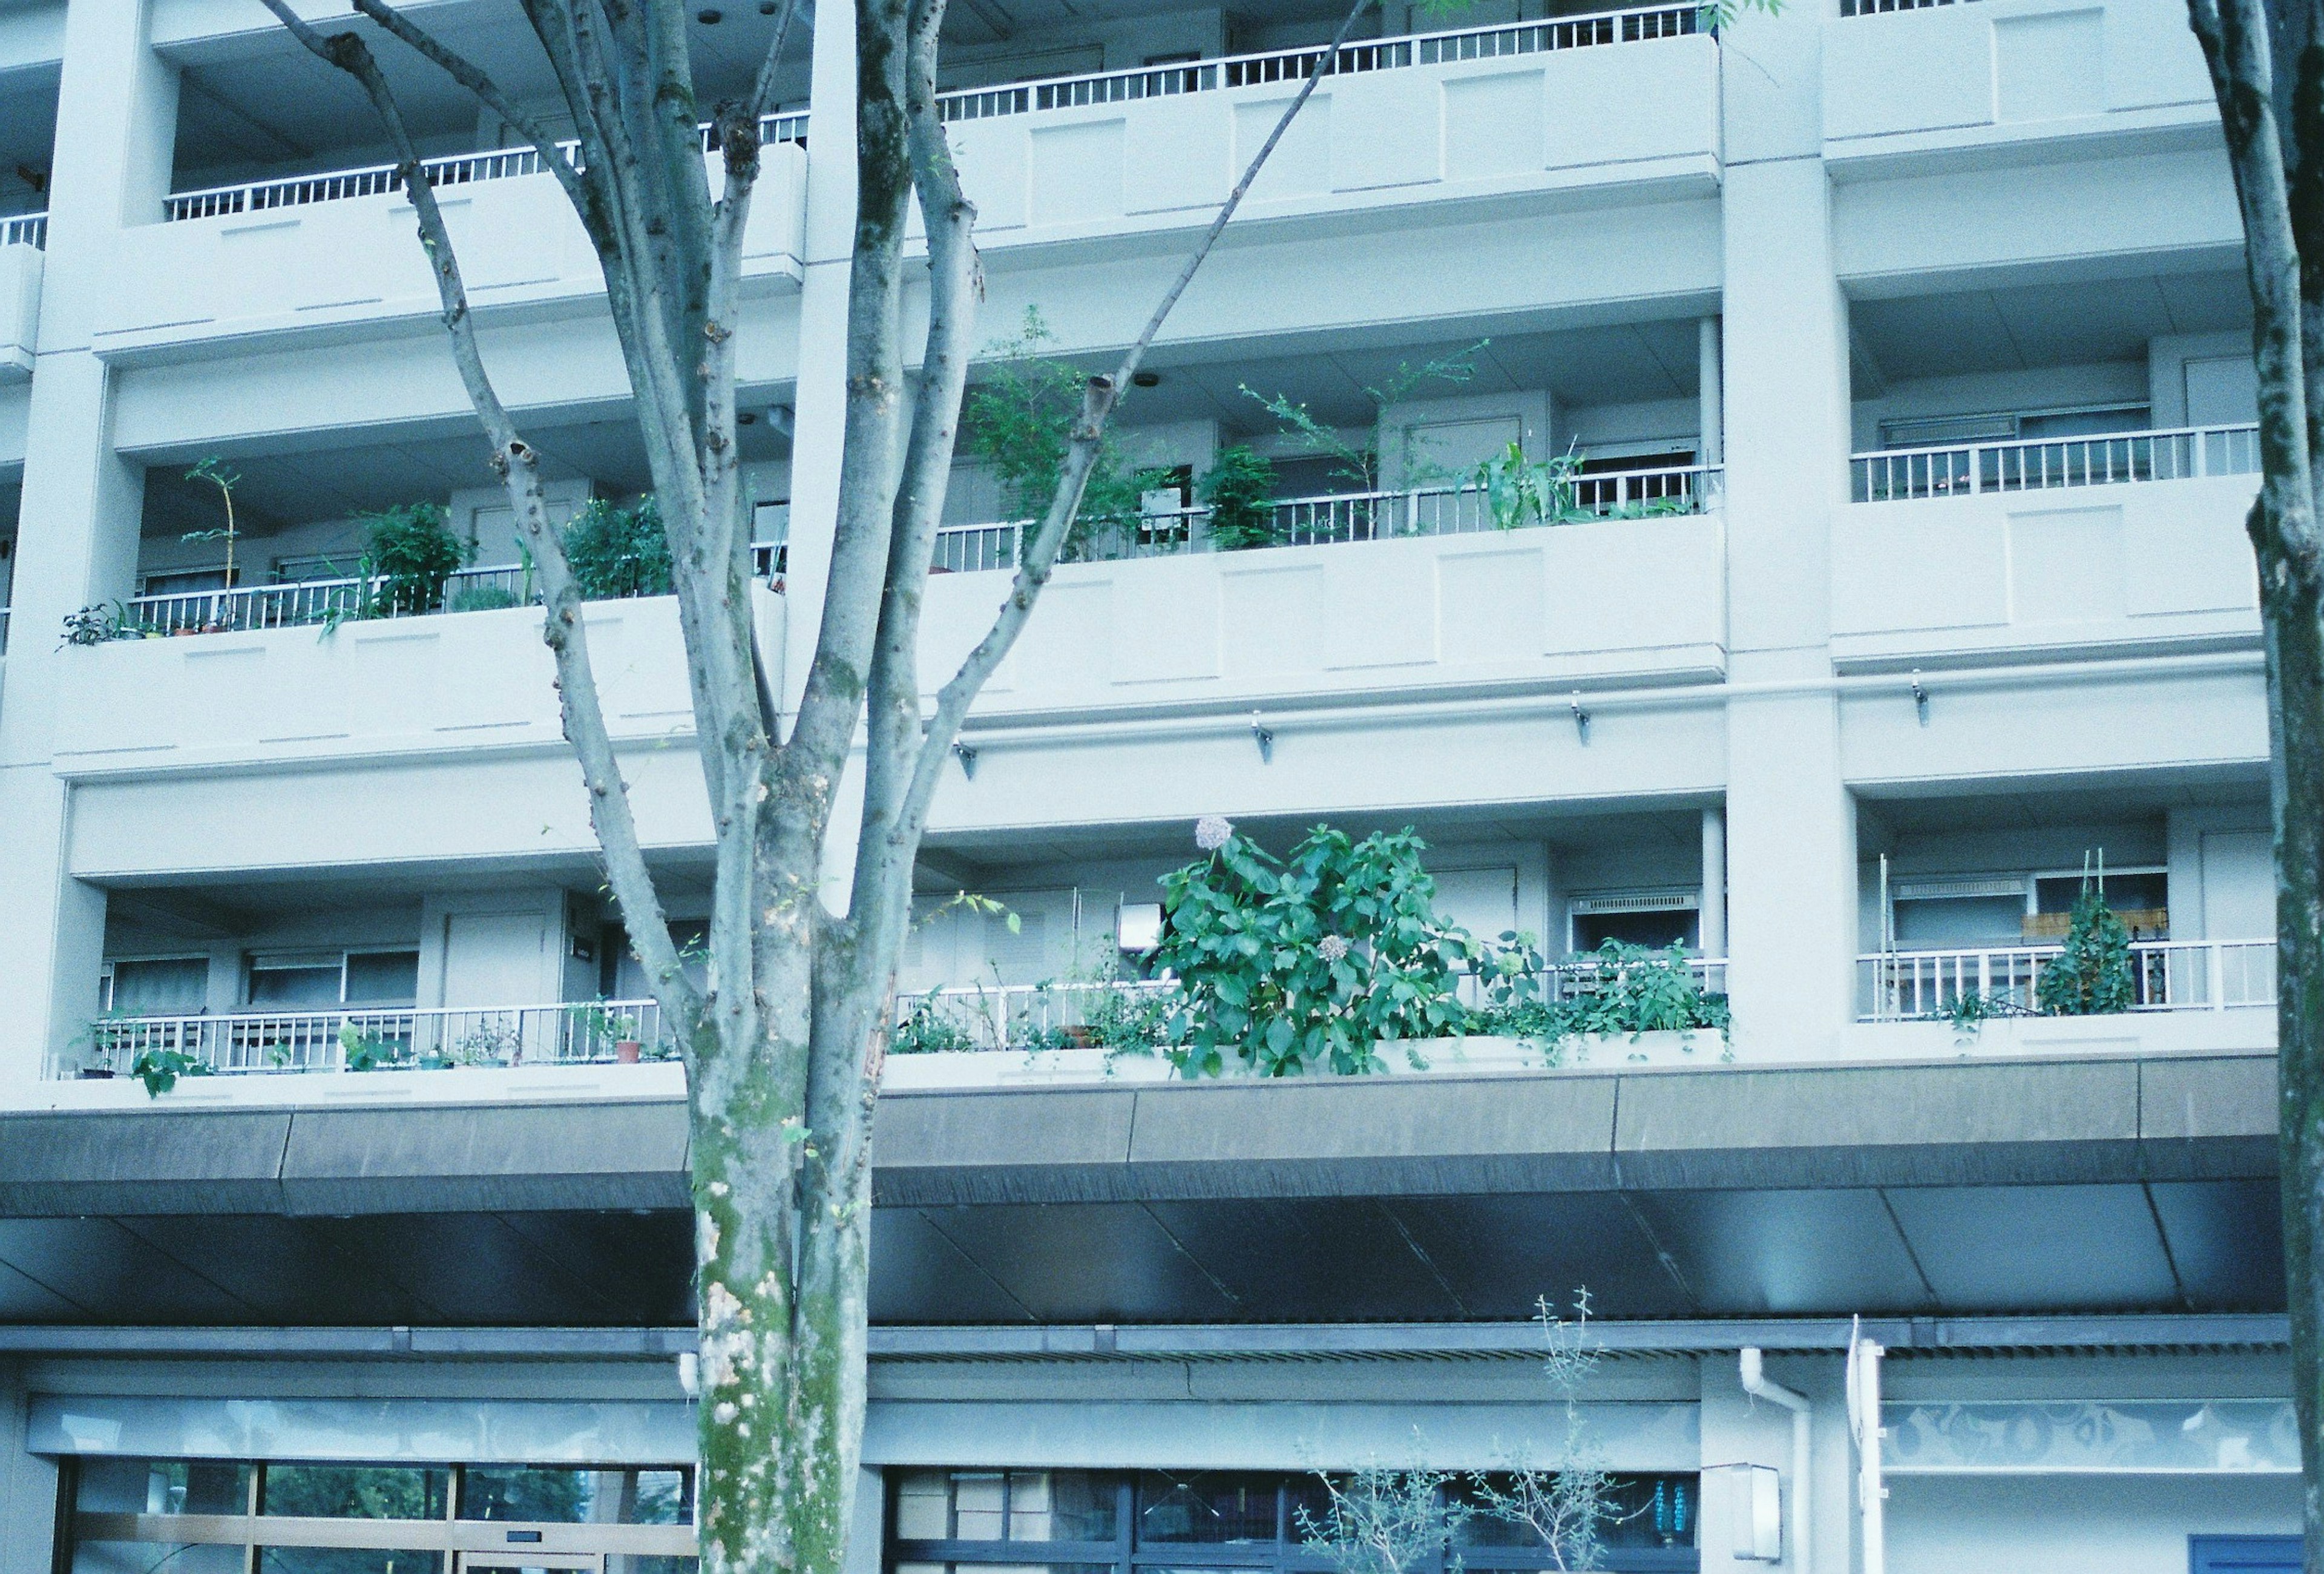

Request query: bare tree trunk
[
  {"left": 255, "top": 0, "right": 1376, "bottom": 1562},
  {"left": 2191, "top": 1, "right": 2324, "bottom": 1565}
]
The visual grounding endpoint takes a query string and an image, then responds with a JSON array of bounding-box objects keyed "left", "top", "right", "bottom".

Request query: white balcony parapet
[
  {"left": 1851, "top": 423, "right": 2259, "bottom": 504},
  {"left": 1857, "top": 938, "right": 2276, "bottom": 1022},
  {"left": 68, "top": 999, "right": 667, "bottom": 1079},
  {"left": 0, "top": 214, "right": 45, "bottom": 249},
  {"left": 894, "top": 957, "right": 1727, "bottom": 1055},
  {"left": 111, "top": 548, "right": 787, "bottom": 637},
  {"left": 933, "top": 466, "right": 1722, "bottom": 573},
  {"left": 934, "top": 1, "right": 1704, "bottom": 124},
  {"left": 162, "top": 113, "right": 810, "bottom": 223}
]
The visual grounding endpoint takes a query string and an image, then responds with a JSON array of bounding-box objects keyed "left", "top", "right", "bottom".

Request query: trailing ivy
[{"left": 2035, "top": 884, "right": 2137, "bottom": 1016}]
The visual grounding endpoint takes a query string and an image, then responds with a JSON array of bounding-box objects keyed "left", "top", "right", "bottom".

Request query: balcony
[
  {"left": 73, "top": 998, "right": 669, "bottom": 1081},
  {"left": 936, "top": 2, "right": 1720, "bottom": 248},
  {"left": 107, "top": 544, "right": 785, "bottom": 637},
  {"left": 916, "top": 474, "right": 1727, "bottom": 713},
  {"left": 0, "top": 212, "right": 44, "bottom": 380},
  {"left": 1823, "top": 0, "right": 2218, "bottom": 166},
  {"left": 1858, "top": 937, "right": 2274, "bottom": 1021},
  {"left": 1832, "top": 423, "right": 2260, "bottom": 670},
  {"left": 92, "top": 125, "right": 807, "bottom": 357}
]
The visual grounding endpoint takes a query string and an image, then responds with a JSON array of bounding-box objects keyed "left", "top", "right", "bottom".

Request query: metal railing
[
  {"left": 893, "top": 955, "right": 1727, "bottom": 1054},
  {"left": 936, "top": 1, "right": 1702, "bottom": 123},
  {"left": 1840, "top": 0, "right": 1969, "bottom": 14},
  {"left": 1, "top": 213, "right": 45, "bottom": 249},
  {"left": 1857, "top": 938, "right": 2276, "bottom": 1021},
  {"left": 1851, "top": 423, "right": 2260, "bottom": 502},
  {"left": 71, "top": 999, "right": 667, "bottom": 1078},
  {"left": 931, "top": 466, "right": 1721, "bottom": 572},
  {"left": 893, "top": 980, "right": 1177, "bottom": 1053},
  {"left": 117, "top": 548, "right": 788, "bottom": 636},
  {"left": 164, "top": 114, "right": 809, "bottom": 223}
]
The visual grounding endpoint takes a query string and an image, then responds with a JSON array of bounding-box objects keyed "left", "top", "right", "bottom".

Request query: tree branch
[
  {"left": 896, "top": 0, "right": 1378, "bottom": 837},
  {"left": 255, "top": 0, "right": 703, "bottom": 1033}
]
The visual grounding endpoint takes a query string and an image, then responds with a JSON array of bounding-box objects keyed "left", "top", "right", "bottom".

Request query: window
[
  {"left": 1569, "top": 893, "right": 1699, "bottom": 954},
  {"left": 69, "top": 1457, "right": 695, "bottom": 1572},
  {"left": 1885, "top": 867, "right": 2170, "bottom": 949},
  {"left": 138, "top": 565, "right": 233, "bottom": 596},
  {"left": 246, "top": 950, "right": 422, "bottom": 1009},
  {"left": 887, "top": 1470, "right": 1697, "bottom": 1574},
  {"left": 101, "top": 957, "right": 210, "bottom": 1015}
]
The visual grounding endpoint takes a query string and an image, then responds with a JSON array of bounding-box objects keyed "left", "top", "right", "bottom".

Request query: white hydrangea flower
[
  {"left": 1317, "top": 935, "right": 1350, "bottom": 963},
  {"left": 1195, "top": 814, "right": 1233, "bottom": 851}
]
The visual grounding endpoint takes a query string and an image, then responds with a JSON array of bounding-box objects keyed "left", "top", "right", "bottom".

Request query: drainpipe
[
  {"left": 1739, "top": 1348, "right": 1810, "bottom": 1574},
  {"left": 1846, "top": 1331, "right": 1886, "bottom": 1574}
]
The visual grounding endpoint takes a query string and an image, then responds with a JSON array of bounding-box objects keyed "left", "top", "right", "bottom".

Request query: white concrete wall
[{"left": 1888, "top": 1475, "right": 2297, "bottom": 1574}]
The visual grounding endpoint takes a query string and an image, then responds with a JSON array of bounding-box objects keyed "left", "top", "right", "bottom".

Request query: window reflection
[
  {"left": 459, "top": 1466, "right": 694, "bottom": 1524},
  {"left": 256, "top": 1552, "right": 445, "bottom": 1574},
  {"left": 261, "top": 1464, "right": 450, "bottom": 1520}
]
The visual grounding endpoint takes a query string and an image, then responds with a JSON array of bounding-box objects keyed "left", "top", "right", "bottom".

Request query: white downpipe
[
  {"left": 1739, "top": 1348, "right": 1810, "bottom": 1574},
  {"left": 1845, "top": 1330, "right": 1886, "bottom": 1574}
]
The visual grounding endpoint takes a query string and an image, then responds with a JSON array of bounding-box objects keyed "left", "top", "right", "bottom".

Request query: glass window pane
[
  {"left": 894, "top": 1470, "right": 951, "bottom": 1539},
  {"left": 608, "top": 1561, "right": 700, "bottom": 1574},
  {"left": 1136, "top": 1473, "right": 1278, "bottom": 1545},
  {"left": 1011, "top": 1471, "right": 1114, "bottom": 1542},
  {"left": 461, "top": 1465, "right": 688, "bottom": 1523},
  {"left": 257, "top": 1553, "right": 445, "bottom": 1574},
  {"left": 344, "top": 951, "right": 421, "bottom": 1004},
  {"left": 261, "top": 1463, "right": 450, "bottom": 1519},
  {"left": 76, "top": 1458, "right": 251, "bottom": 1515},
  {"left": 248, "top": 963, "right": 344, "bottom": 1007},
  {"left": 73, "top": 1544, "right": 246, "bottom": 1574},
  {"left": 953, "top": 1472, "right": 1006, "bottom": 1541},
  {"left": 106, "top": 958, "right": 211, "bottom": 1015},
  {"left": 1600, "top": 1476, "right": 1697, "bottom": 1550}
]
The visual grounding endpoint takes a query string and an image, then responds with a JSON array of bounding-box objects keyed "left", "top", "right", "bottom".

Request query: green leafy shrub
[
  {"left": 450, "top": 584, "right": 525, "bottom": 612},
  {"left": 131, "top": 1045, "right": 213, "bottom": 1096},
  {"left": 1199, "top": 445, "right": 1279, "bottom": 550},
  {"left": 563, "top": 495, "right": 674, "bottom": 600},
  {"left": 363, "top": 502, "right": 470, "bottom": 615},
  {"left": 1155, "top": 821, "right": 1475, "bottom": 1077},
  {"left": 891, "top": 996, "right": 980, "bottom": 1055},
  {"left": 1465, "top": 938, "right": 1727, "bottom": 1058},
  {"left": 960, "top": 309, "right": 1170, "bottom": 558},
  {"left": 2036, "top": 885, "right": 2136, "bottom": 1016}
]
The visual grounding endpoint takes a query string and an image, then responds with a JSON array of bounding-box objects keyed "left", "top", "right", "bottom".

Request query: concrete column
[
  {"left": 0, "top": 0, "right": 179, "bottom": 1082},
  {"left": 1699, "top": 1352, "right": 1850, "bottom": 1574},
  {"left": 779, "top": 0, "right": 861, "bottom": 717},
  {"left": 1717, "top": 0, "right": 1854, "bottom": 1059},
  {"left": 1700, "top": 806, "right": 1727, "bottom": 958},
  {"left": 1699, "top": 315, "right": 1724, "bottom": 469},
  {"left": 845, "top": 1467, "right": 886, "bottom": 1574},
  {"left": 0, "top": 1360, "right": 60, "bottom": 1574}
]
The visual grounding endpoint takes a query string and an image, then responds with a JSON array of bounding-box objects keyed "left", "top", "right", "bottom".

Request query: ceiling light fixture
[
  {"left": 697, "top": 7, "right": 724, "bottom": 21},
  {"left": 1131, "top": 370, "right": 1161, "bottom": 388}
]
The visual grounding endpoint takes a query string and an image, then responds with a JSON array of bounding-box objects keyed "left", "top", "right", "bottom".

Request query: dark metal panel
[
  {"left": 1883, "top": 1184, "right": 2182, "bottom": 1312},
  {"left": 1120, "top": 1076, "right": 1622, "bottom": 1199},
  {"left": 492, "top": 1211, "right": 697, "bottom": 1325},
  {"left": 2148, "top": 1177, "right": 2285, "bottom": 1311},
  {"left": 1377, "top": 1193, "right": 1696, "bottom": 1320},
  {"left": 0, "top": 1217, "right": 257, "bottom": 1322},
  {"left": 870, "top": 1208, "right": 1039, "bottom": 1325},
  {"left": 1625, "top": 1189, "right": 1940, "bottom": 1317},
  {"left": 289, "top": 1214, "right": 646, "bottom": 1325},
  {"left": 0, "top": 1110, "right": 291, "bottom": 1215},
  {"left": 110, "top": 1214, "right": 427, "bottom": 1326},
  {"left": 1137, "top": 1197, "right": 1470, "bottom": 1322},
  {"left": 0, "top": 1254, "right": 89, "bottom": 1320},
  {"left": 907, "top": 1203, "right": 1244, "bottom": 1323},
  {"left": 278, "top": 1103, "right": 691, "bottom": 1214},
  {"left": 1613, "top": 1062, "right": 2147, "bottom": 1190}
]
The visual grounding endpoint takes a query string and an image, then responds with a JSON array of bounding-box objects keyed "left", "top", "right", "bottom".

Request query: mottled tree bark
[{"left": 2191, "top": 1, "right": 2324, "bottom": 1564}]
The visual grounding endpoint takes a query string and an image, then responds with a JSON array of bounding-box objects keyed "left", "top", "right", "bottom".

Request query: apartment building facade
[{"left": 0, "top": 0, "right": 2296, "bottom": 1568}]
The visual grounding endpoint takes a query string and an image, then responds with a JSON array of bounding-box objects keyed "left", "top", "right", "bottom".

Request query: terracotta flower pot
[{"left": 615, "top": 1039, "right": 643, "bottom": 1064}]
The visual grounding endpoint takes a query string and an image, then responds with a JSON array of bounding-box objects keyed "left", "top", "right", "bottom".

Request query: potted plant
[{"left": 615, "top": 1036, "right": 644, "bottom": 1064}]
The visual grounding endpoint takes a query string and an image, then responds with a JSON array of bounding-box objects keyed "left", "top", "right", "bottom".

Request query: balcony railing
[
  {"left": 936, "top": 2, "right": 1703, "bottom": 123},
  {"left": 1, "top": 213, "right": 44, "bottom": 249},
  {"left": 163, "top": 113, "right": 810, "bottom": 223},
  {"left": 934, "top": 465, "right": 1721, "bottom": 573},
  {"left": 1851, "top": 423, "right": 2260, "bottom": 503},
  {"left": 116, "top": 548, "right": 786, "bottom": 636},
  {"left": 71, "top": 999, "right": 668, "bottom": 1078},
  {"left": 1857, "top": 938, "right": 2275, "bottom": 1021},
  {"left": 1839, "top": 0, "right": 1968, "bottom": 14},
  {"left": 893, "top": 957, "right": 1727, "bottom": 1053}
]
